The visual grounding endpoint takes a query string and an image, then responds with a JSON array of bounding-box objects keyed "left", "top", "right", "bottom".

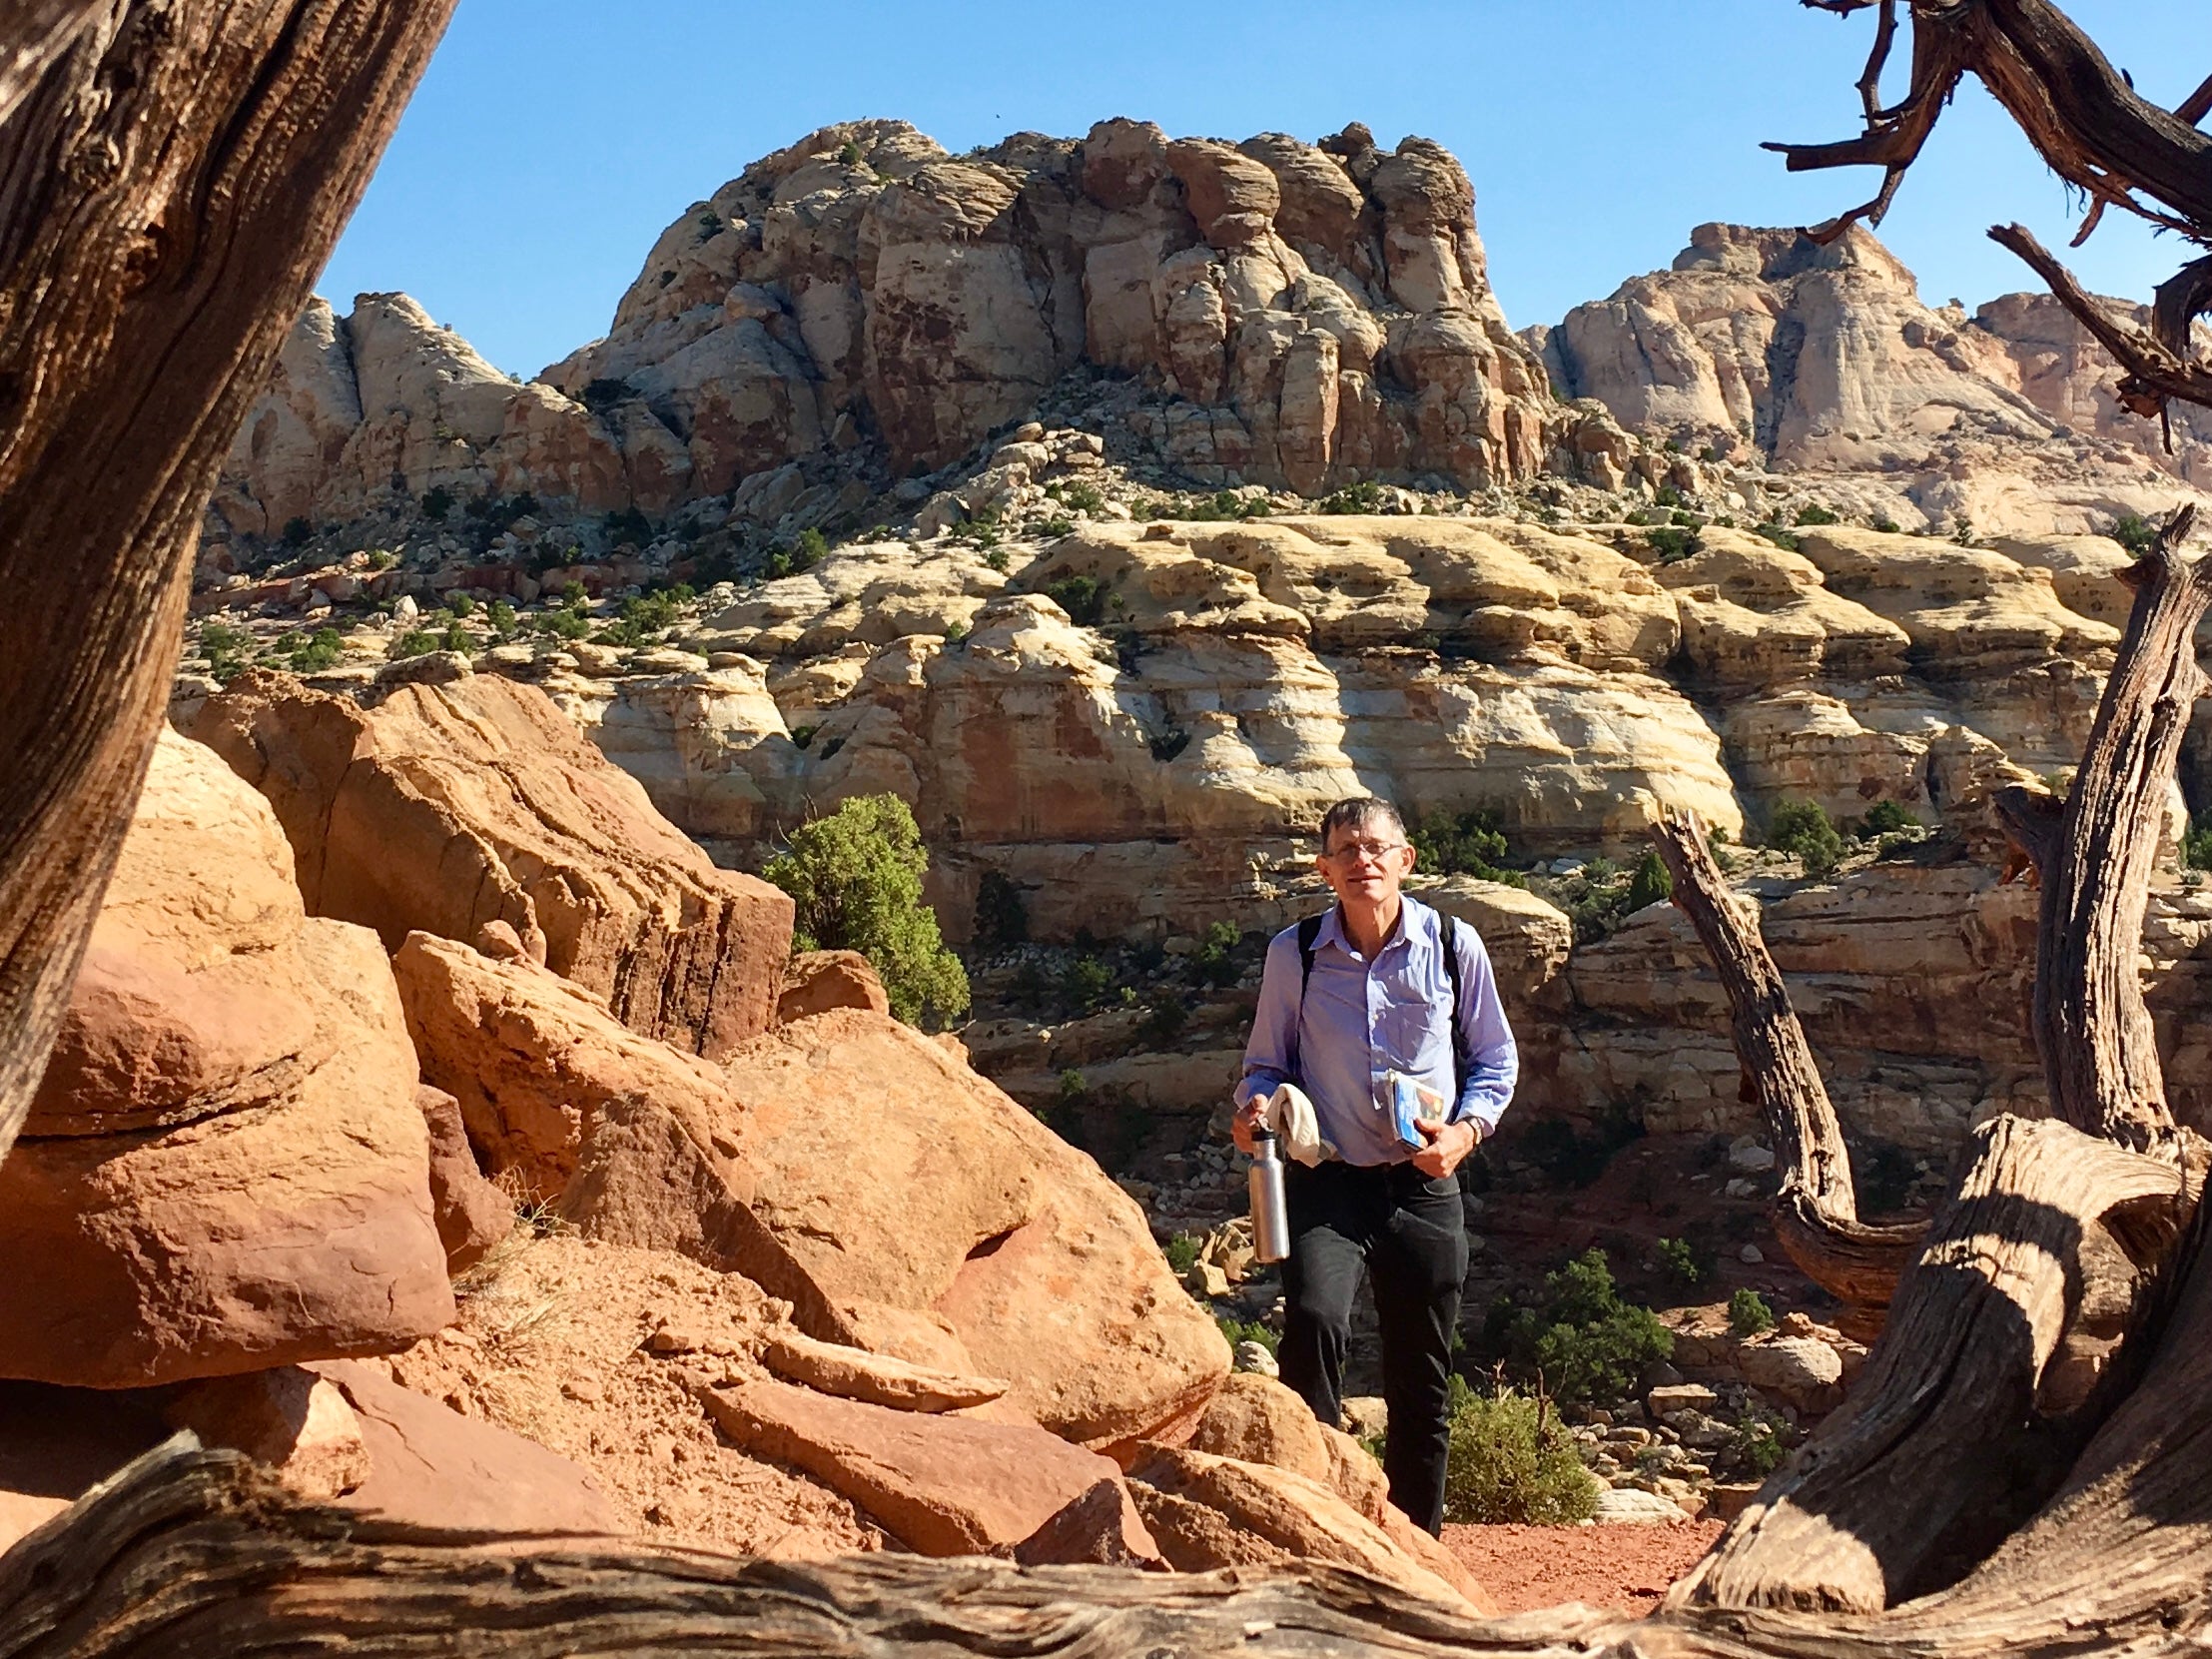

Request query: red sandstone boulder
[
  {"left": 391, "top": 932, "right": 739, "bottom": 1203},
  {"left": 709, "top": 1009, "right": 1228, "bottom": 1457},
  {"left": 776, "top": 950, "right": 890, "bottom": 1024},
  {"left": 311, "top": 1359, "right": 622, "bottom": 1534},
  {"left": 165, "top": 1366, "right": 371, "bottom": 1501},
  {"left": 1129, "top": 1445, "right": 1492, "bottom": 1615},
  {"left": 415, "top": 1085, "right": 514, "bottom": 1272},
  {"left": 0, "top": 734, "right": 452, "bottom": 1387},
  {"left": 182, "top": 670, "right": 792, "bottom": 1060},
  {"left": 1015, "top": 1476, "right": 1168, "bottom": 1569},
  {"left": 698, "top": 1375, "right": 1119, "bottom": 1556}
]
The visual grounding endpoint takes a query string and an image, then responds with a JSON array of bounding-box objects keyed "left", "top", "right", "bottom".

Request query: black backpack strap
[
  {"left": 1290, "top": 914, "right": 1324, "bottom": 1077},
  {"left": 1440, "top": 915, "right": 1469, "bottom": 1103}
]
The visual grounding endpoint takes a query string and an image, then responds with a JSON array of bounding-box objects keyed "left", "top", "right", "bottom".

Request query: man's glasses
[{"left": 1321, "top": 839, "right": 1408, "bottom": 864}]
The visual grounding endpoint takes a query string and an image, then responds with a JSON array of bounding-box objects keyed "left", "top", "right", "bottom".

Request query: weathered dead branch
[
  {"left": 1673, "top": 1115, "right": 2187, "bottom": 1614},
  {"left": 1, "top": 1436, "right": 2207, "bottom": 1659},
  {"left": 1649, "top": 807, "right": 1925, "bottom": 1315},
  {"left": 1994, "top": 504, "right": 2208, "bottom": 1157},
  {"left": 0, "top": 0, "right": 456, "bottom": 1160}
]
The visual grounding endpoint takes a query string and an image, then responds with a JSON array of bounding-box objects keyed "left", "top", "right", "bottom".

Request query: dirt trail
[{"left": 1444, "top": 1521, "right": 1725, "bottom": 1614}]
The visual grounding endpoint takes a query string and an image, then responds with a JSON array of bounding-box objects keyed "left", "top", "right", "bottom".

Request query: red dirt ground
[{"left": 1443, "top": 1521, "right": 1726, "bottom": 1615}]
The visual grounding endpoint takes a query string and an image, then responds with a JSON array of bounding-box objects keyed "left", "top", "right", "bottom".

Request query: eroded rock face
[
  {"left": 182, "top": 670, "right": 792, "bottom": 1059},
  {"left": 1531, "top": 222, "right": 2211, "bottom": 534},
  {"left": 545, "top": 513, "right": 2118, "bottom": 943},
  {"left": 216, "top": 119, "right": 1571, "bottom": 540},
  {"left": 0, "top": 733, "right": 452, "bottom": 1387}
]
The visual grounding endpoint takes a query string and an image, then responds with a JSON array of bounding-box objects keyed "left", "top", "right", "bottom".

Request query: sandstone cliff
[
  {"left": 1529, "top": 222, "right": 2211, "bottom": 535},
  {"left": 213, "top": 118, "right": 1609, "bottom": 552}
]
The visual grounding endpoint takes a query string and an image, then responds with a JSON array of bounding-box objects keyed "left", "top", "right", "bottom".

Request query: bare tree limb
[
  {"left": 1649, "top": 808, "right": 1926, "bottom": 1316},
  {"left": 1988, "top": 226, "right": 2212, "bottom": 429},
  {"left": 2024, "top": 504, "right": 2208, "bottom": 1157},
  {"left": 2179, "top": 71, "right": 2212, "bottom": 128}
]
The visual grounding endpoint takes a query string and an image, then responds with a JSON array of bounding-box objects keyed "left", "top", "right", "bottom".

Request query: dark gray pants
[{"left": 1277, "top": 1159, "right": 1469, "bottom": 1534}]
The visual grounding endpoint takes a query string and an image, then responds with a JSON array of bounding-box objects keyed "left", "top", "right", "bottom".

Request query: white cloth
[{"left": 1259, "top": 1083, "right": 1335, "bottom": 1168}]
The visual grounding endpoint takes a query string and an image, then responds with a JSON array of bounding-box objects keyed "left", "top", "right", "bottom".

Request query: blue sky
[{"left": 320, "top": 0, "right": 2198, "bottom": 378}]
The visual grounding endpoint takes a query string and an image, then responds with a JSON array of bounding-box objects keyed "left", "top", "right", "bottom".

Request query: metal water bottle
[{"left": 1249, "top": 1127, "right": 1290, "bottom": 1263}]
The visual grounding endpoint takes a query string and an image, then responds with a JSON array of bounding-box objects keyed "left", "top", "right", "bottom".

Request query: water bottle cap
[{"left": 1252, "top": 1126, "right": 1275, "bottom": 1146}]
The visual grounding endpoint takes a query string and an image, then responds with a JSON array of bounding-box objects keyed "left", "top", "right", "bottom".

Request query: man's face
[{"left": 1316, "top": 817, "right": 1417, "bottom": 908}]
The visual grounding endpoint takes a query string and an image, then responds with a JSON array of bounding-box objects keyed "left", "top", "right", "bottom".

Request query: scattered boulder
[
  {"left": 709, "top": 1009, "right": 1227, "bottom": 1456},
  {"left": 1186, "top": 1372, "right": 1386, "bottom": 1516},
  {"left": 1129, "top": 1445, "right": 1492, "bottom": 1615},
  {"left": 776, "top": 950, "right": 891, "bottom": 1024},
  {"left": 392, "top": 931, "right": 739, "bottom": 1203},
  {"left": 1737, "top": 1334, "right": 1846, "bottom": 1414},
  {"left": 760, "top": 1330, "right": 1009, "bottom": 1413},
  {"left": 164, "top": 1366, "right": 370, "bottom": 1501},
  {"left": 0, "top": 733, "right": 452, "bottom": 1387},
  {"left": 1015, "top": 1476, "right": 1168, "bottom": 1569},
  {"left": 181, "top": 671, "right": 792, "bottom": 1060},
  {"left": 415, "top": 1085, "right": 513, "bottom": 1272},
  {"left": 698, "top": 1375, "right": 1120, "bottom": 1556},
  {"left": 311, "top": 1359, "right": 621, "bottom": 1534},
  {"left": 1595, "top": 1485, "right": 1694, "bottom": 1525}
]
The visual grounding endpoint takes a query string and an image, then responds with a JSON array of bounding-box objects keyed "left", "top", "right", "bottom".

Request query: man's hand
[
  {"left": 1410, "top": 1117, "right": 1478, "bottom": 1179},
  {"left": 1230, "top": 1097, "right": 1265, "bottom": 1156}
]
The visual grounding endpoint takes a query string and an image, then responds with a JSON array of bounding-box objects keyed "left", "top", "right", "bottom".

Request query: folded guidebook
[{"left": 1383, "top": 1072, "right": 1450, "bottom": 1152}]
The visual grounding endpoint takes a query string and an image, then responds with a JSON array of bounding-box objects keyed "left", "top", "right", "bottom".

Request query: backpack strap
[
  {"left": 1290, "top": 914, "right": 1324, "bottom": 1076},
  {"left": 1440, "top": 914, "right": 1469, "bottom": 1105}
]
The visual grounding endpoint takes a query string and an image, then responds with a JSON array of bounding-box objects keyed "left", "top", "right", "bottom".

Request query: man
[{"left": 1232, "top": 797, "right": 1517, "bottom": 1534}]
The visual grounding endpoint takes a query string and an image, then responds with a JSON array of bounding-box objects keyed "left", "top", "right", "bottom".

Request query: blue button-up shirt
[{"left": 1235, "top": 897, "right": 1517, "bottom": 1168}]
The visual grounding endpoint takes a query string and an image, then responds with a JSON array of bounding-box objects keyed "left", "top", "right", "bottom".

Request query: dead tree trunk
[
  {"left": 0, "top": 0, "right": 456, "bottom": 1159},
  {"left": 1649, "top": 505, "right": 2211, "bottom": 1616},
  {"left": 1649, "top": 807, "right": 1925, "bottom": 1320},
  {"left": 4, "top": 1437, "right": 2209, "bottom": 1659}
]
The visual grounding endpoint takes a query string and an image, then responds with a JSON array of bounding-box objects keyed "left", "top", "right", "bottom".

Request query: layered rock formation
[
  {"left": 1530, "top": 222, "right": 2211, "bottom": 534},
  {"left": 182, "top": 670, "right": 792, "bottom": 1059},
  {"left": 531, "top": 512, "right": 2121, "bottom": 941},
  {"left": 210, "top": 118, "right": 1613, "bottom": 552}
]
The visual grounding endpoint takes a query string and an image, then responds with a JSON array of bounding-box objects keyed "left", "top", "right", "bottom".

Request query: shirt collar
[{"left": 1316, "top": 896, "right": 1430, "bottom": 959}]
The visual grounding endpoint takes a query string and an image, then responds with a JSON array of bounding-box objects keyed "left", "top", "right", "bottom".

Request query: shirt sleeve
[
  {"left": 1234, "top": 929, "right": 1302, "bottom": 1110},
  {"left": 1450, "top": 922, "right": 1518, "bottom": 1137}
]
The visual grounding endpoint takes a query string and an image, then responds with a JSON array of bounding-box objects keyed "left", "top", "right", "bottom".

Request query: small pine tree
[
  {"left": 1768, "top": 799, "right": 1843, "bottom": 877},
  {"left": 1626, "top": 849, "right": 1673, "bottom": 912},
  {"left": 762, "top": 795, "right": 970, "bottom": 1027}
]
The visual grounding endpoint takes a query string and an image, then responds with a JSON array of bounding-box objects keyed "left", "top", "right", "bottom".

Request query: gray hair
[{"left": 1318, "top": 797, "right": 1407, "bottom": 853}]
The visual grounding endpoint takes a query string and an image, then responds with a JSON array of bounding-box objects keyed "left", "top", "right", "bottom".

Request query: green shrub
[
  {"left": 1729, "top": 1287, "right": 1777, "bottom": 1336},
  {"left": 1190, "top": 920, "right": 1241, "bottom": 990},
  {"left": 604, "top": 506, "right": 653, "bottom": 547},
  {"left": 838, "top": 138, "right": 864, "bottom": 168},
  {"left": 1625, "top": 849, "right": 1673, "bottom": 912},
  {"left": 1163, "top": 1234, "right": 1200, "bottom": 1275},
  {"left": 1482, "top": 1248, "right": 1673, "bottom": 1408},
  {"left": 282, "top": 516, "right": 314, "bottom": 547},
  {"left": 2109, "top": 512, "right": 2160, "bottom": 557},
  {"left": 541, "top": 607, "right": 590, "bottom": 640},
  {"left": 1055, "top": 480, "right": 1106, "bottom": 513},
  {"left": 1216, "top": 1315, "right": 1278, "bottom": 1351},
  {"left": 1410, "top": 808, "right": 1525, "bottom": 885},
  {"left": 973, "top": 871, "right": 1029, "bottom": 949},
  {"left": 283, "top": 626, "right": 345, "bottom": 673},
  {"left": 1753, "top": 522, "right": 1803, "bottom": 553},
  {"left": 1138, "top": 989, "right": 1189, "bottom": 1046},
  {"left": 1794, "top": 503, "right": 1841, "bottom": 526},
  {"left": 390, "top": 628, "right": 440, "bottom": 659},
  {"left": 761, "top": 794, "right": 971, "bottom": 1027},
  {"left": 486, "top": 600, "right": 518, "bottom": 641},
  {"left": 1441, "top": 1378, "right": 1600, "bottom": 1525},
  {"left": 200, "top": 621, "right": 255, "bottom": 681},
  {"left": 1768, "top": 799, "right": 1843, "bottom": 877},
  {"left": 1318, "top": 479, "right": 1386, "bottom": 515},
  {"left": 1857, "top": 798, "right": 1915, "bottom": 837},
  {"left": 2184, "top": 816, "right": 2212, "bottom": 873},
  {"left": 1656, "top": 1236, "right": 1705, "bottom": 1288},
  {"left": 1062, "top": 954, "right": 1112, "bottom": 1013},
  {"left": 1731, "top": 1407, "right": 1790, "bottom": 1477},
  {"left": 420, "top": 486, "right": 454, "bottom": 520},
  {"left": 984, "top": 546, "right": 1012, "bottom": 572},
  {"left": 1058, "top": 1068, "right": 1089, "bottom": 1107},
  {"left": 1649, "top": 525, "right": 1700, "bottom": 563},
  {"left": 1045, "top": 573, "right": 1106, "bottom": 626}
]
